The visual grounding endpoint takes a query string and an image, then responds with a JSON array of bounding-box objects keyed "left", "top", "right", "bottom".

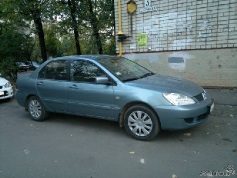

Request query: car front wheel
[
  {"left": 28, "top": 96, "right": 48, "bottom": 121},
  {"left": 124, "top": 105, "right": 160, "bottom": 141}
]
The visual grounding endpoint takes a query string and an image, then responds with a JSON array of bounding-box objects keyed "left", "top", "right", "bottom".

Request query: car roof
[{"left": 54, "top": 55, "right": 121, "bottom": 61}]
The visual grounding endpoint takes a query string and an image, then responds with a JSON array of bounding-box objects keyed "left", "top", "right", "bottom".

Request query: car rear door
[{"left": 36, "top": 59, "right": 69, "bottom": 112}]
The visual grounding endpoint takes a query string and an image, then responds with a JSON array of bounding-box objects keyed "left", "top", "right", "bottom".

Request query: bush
[{"left": 0, "top": 58, "right": 18, "bottom": 82}]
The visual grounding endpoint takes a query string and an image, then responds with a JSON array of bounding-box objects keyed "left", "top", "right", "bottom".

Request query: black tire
[
  {"left": 124, "top": 105, "right": 160, "bottom": 141},
  {"left": 27, "top": 96, "right": 48, "bottom": 121}
]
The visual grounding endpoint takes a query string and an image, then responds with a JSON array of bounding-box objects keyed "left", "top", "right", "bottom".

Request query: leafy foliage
[
  {"left": 0, "top": 18, "right": 33, "bottom": 81},
  {"left": 0, "top": 0, "right": 116, "bottom": 81}
]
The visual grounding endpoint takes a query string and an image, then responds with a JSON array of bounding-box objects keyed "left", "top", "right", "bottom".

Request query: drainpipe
[{"left": 117, "top": 0, "right": 123, "bottom": 56}]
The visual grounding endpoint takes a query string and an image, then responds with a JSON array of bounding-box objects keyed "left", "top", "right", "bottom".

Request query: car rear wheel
[
  {"left": 28, "top": 96, "right": 48, "bottom": 121},
  {"left": 124, "top": 105, "right": 160, "bottom": 141}
]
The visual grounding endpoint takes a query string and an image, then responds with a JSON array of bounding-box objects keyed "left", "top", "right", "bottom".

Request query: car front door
[
  {"left": 67, "top": 60, "right": 115, "bottom": 120},
  {"left": 36, "top": 60, "right": 69, "bottom": 112}
]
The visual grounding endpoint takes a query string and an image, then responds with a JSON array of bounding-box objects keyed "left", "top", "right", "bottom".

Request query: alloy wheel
[{"left": 128, "top": 110, "right": 153, "bottom": 137}]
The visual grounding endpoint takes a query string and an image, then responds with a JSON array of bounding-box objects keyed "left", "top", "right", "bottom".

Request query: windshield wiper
[
  {"left": 123, "top": 77, "right": 140, "bottom": 82},
  {"left": 139, "top": 72, "right": 154, "bottom": 79},
  {"left": 123, "top": 72, "right": 154, "bottom": 82}
]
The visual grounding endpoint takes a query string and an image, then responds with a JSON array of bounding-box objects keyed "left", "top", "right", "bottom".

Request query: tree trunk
[
  {"left": 33, "top": 16, "right": 48, "bottom": 62},
  {"left": 68, "top": 0, "right": 81, "bottom": 55},
  {"left": 88, "top": 0, "right": 103, "bottom": 54}
]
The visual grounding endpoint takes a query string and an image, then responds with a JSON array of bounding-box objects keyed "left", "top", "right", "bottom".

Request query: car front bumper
[{"left": 154, "top": 98, "right": 214, "bottom": 130}]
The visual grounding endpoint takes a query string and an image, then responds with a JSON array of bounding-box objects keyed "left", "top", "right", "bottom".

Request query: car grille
[{"left": 194, "top": 92, "right": 206, "bottom": 102}]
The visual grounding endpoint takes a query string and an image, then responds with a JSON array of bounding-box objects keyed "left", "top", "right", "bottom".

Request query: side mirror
[{"left": 95, "top": 76, "right": 110, "bottom": 85}]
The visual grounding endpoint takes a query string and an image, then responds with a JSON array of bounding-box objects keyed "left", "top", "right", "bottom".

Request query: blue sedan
[{"left": 16, "top": 55, "right": 214, "bottom": 140}]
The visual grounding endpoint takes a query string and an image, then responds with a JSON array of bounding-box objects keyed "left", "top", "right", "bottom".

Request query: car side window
[
  {"left": 38, "top": 60, "right": 68, "bottom": 80},
  {"left": 70, "top": 60, "right": 105, "bottom": 83}
]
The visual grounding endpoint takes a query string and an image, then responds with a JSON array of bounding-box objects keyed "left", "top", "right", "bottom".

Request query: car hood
[
  {"left": 125, "top": 74, "right": 203, "bottom": 96},
  {"left": 0, "top": 77, "right": 8, "bottom": 85}
]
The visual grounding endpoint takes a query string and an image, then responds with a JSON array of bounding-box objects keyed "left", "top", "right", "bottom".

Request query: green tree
[
  {"left": 0, "top": 22, "right": 33, "bottom": 80},
  {"left": 0, "top": 0, "right": 116, "bottom": 73},
  {"left": 0, "top": 0, "right": 34, "bottom": 80},
  {"left": 7, "top": 0, "right": 49, "bottom": 61},
  {"left": 45, "top": 24, "right": 62, "bottom": 57},
  {"left": 87, "top": 0, "right": 103, "bottom": 54},
  {"left": 67, "top": 0, "right": 81, "bottom": 54},
  {"left": 79, "top": 0, "right": 115, "bottom": 54},
  {"left": 51, "top": 0, "right": 82, "bottom": 55},
  {"left": 52, "top": 0, "right": 115, "bottom": 55},
  {"left": 17, "top": 0, "right": 48, "bottom": 61}
]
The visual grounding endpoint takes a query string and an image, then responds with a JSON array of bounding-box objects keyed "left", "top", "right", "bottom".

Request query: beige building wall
[{"left": 114, "top": 0, "right": 237, "bottom": 87}]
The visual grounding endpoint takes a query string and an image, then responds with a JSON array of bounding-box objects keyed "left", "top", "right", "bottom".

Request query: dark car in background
[
  {"left": 15, "top": 62, "right": 30, "bottom": 71},
  {"left": 15, "top": 55, "right": 214, "bottom": 140},
  {"left": 16, "top": 61, "right": 40, "bottom": 71},
  {"left": 26, "top": 61, "right": 40, "bottom": 70}
]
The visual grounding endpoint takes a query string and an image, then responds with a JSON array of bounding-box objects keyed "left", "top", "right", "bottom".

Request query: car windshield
[{"left": 98, "top": 57, "right": 154, "bottom": 82}]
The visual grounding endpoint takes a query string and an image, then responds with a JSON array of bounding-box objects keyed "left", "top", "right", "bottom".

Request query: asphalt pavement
[
  {"left": 0, "top": 88, "right": 236, "bottom": 178},
  {"left": 206, "top": 88, "right": 237, "bottom": 106}
]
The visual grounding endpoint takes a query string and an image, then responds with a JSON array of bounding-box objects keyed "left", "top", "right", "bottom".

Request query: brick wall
[
  {"left": 114, "top": 0, "right": 237, "bottom": 87},
  {"left": 115, "top": 0, "right": 237, "bottom": 52}
]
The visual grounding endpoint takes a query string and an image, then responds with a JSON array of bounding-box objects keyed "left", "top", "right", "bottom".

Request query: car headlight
[
  {"left": 4, "top": 82, "right": 12, "bottom": 88},
  {"left": 163, "top": 93, "right": 195, "bottom": 105}
]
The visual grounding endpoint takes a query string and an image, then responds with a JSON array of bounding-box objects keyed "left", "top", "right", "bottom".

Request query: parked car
[
  {"left": 26, "top": 61, "right": 40, "bottom": 70},
  {"left": 0, "top": 77, "right": 14, "bottom": 100},
  {"left": 15, "top": 62, "right": 30, "bottom": 71},
  {"left": 15, "top": 55, "right": 214, "bottom": 140}
]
